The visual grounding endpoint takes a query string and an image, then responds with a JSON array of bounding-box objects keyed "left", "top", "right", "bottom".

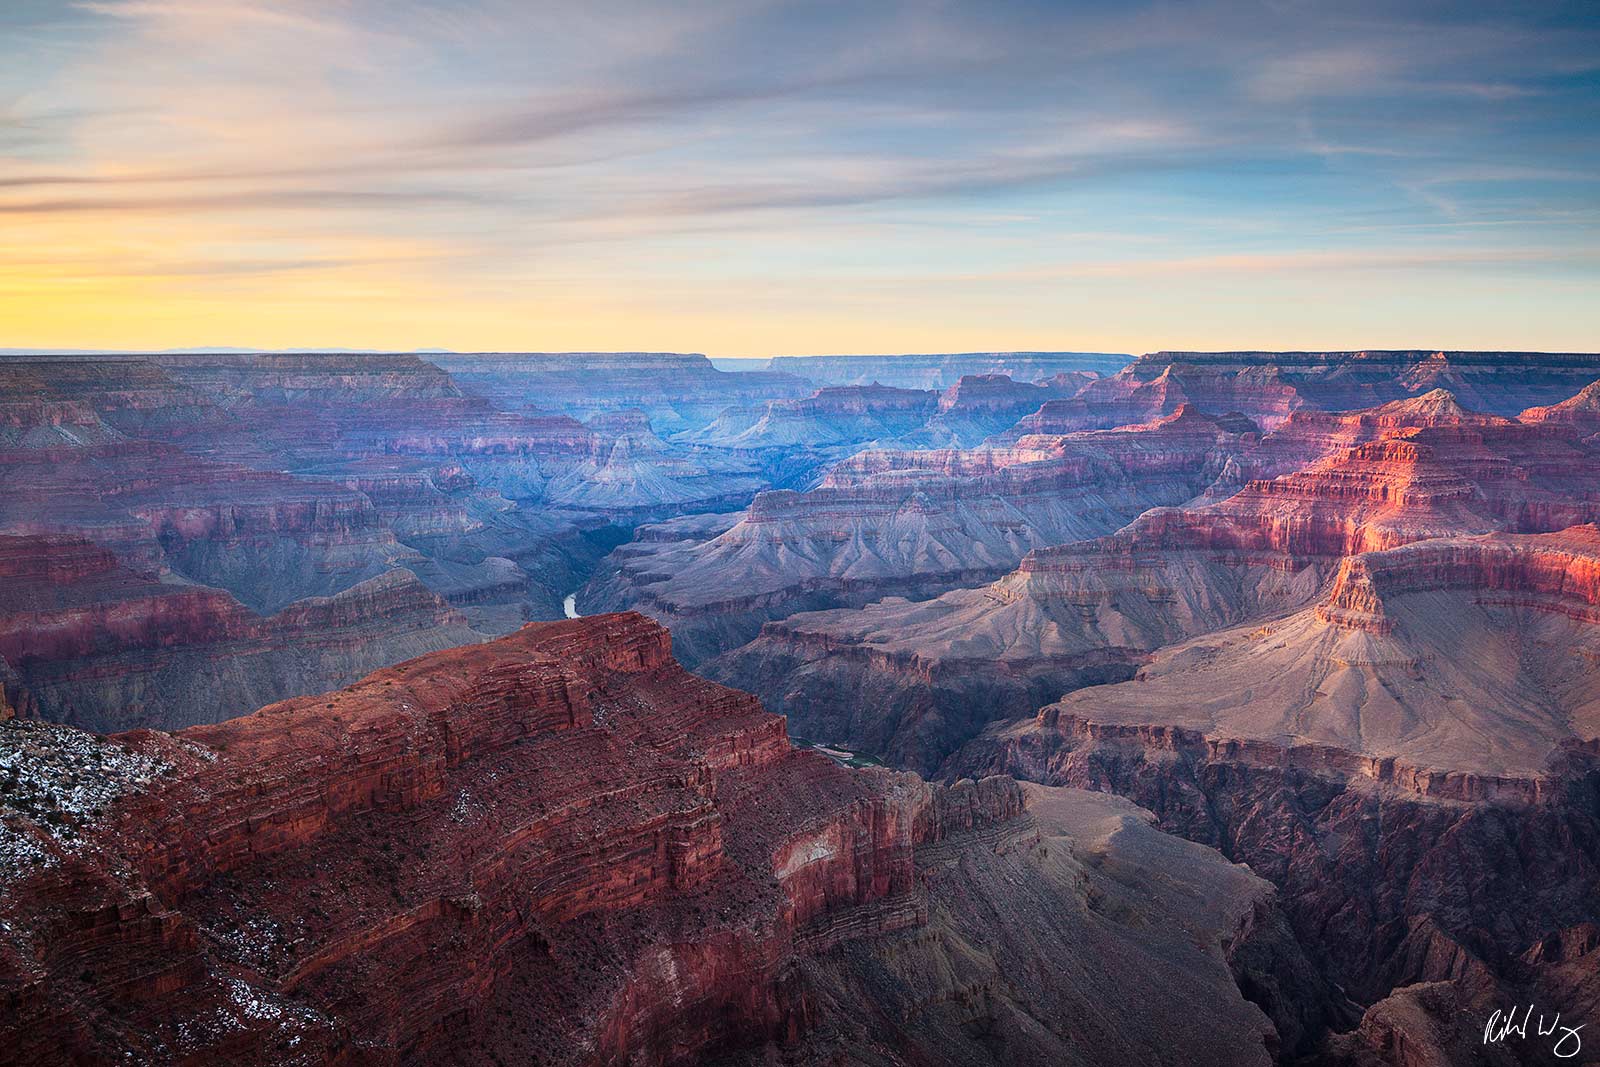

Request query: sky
[{"left": 2, "top": 0, "right": 1598, "bottom": 356}]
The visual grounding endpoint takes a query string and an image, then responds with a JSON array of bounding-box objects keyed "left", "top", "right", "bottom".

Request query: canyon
[
  {"left": 0, "top": 614, "right": 1302, "bottom": 1066},
  {"left": 3, "top": 352, "right": 1118, "bottom": 729},
  {"left": 4, "top": 347, "right": 1600, "bottom": 1065},
  {"left": 709, "top": 385, "right": 1600, "bottom": 768},
  {"left": 588, "top": 404, "right": 1264, "bottom": 665},
  {"left": 685, "top": 356, "right": 1600, "bottom": 1065}
]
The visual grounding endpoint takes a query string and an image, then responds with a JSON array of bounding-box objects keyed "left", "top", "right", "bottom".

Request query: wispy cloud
[{"left": 0, "top": 0, "right": 1597, "bottom": 352}]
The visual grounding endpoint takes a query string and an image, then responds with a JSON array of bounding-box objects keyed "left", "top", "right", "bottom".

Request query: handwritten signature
[{"left": 1483, "top": 1004, "right": 1583, "bottom": 1059}]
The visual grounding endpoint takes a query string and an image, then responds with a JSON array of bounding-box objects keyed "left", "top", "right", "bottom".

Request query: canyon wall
[
  {"left": 0, "top": 613, "right": 1299, "bottom": 1066},
  {"left": 589, "top": 405, "right": 1261, "bottom": 665},
  {"left": 949, "top": 708, "right": 1600, "bottom": 1062},
  {"left": 712, "top": 389, "right": 1600, "bottom": 773},
  {"left": 0, "top": 533, "right": 478, "bottom": 731}
]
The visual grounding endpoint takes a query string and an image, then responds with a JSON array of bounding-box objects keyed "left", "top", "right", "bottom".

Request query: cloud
[
  {"left": 0, "top": 187, "right": 491, "bottom": 215},
  {"left": 1248, "top": 48, "right": 1398, "bottom": 102},
  {"left": 0, "top": 0, "right": 1596, "bottom": 351}
]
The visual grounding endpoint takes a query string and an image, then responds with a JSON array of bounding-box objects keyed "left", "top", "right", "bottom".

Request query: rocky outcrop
[
  {"left": 993, "top": 362, "right": 1304, "bottom": 437},
  {"left": 151, "top": 351, "right": 462, "bottom": 405},
  {"left": 0, "top": 614, "right": 1295, "bottom": 1066},
  {"left": 1520, "top": 377, "right": 1600, "bottom": 434},
  {"left": 1201, "top": 389, "right": 1514, "bottom": 500},
  {"left": 1316, "top": 525, "right": 1600, "bottom": 633},
  {"left": 1004, "top": 527, "right": 1600, "bottom": 782},
  {"left": 925, "top": 527, "right": 1600, "bottom": 1059},
  {"left": 588, "top": 406, "right": 1260, "bottom": 665},
  {"left": 904, "top": 371, "right": 1094, "bottom": 446},
  {"left": 727, "top": 782, "right": 1308, "bottom": 1067},
  {"left": 0, "top": 441, "right": 418, "bottom": 612}
]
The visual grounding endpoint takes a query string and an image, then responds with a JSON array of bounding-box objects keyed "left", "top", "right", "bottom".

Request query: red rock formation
[
  {"left": 1, "top": 613, "right": 1309, "bottom": 1066},
  {"left": 710, "top": 396, "right": 1600, "bottom": 775},
  {"left": 0, "top": 441, "right": 413, "bottom": 609},
  {"left": 1135, "top": 350, "right": 1600, "bottom": 416},
  {"left": 949, "top": 703, "right": 1600, "bottom": 1052},
  {"left": 911, "top": 525, "right": 1600, "bottom": 1058},
  {"left": 1520, "top": 377, "right": 1600, "bottom": 434},
  {"left": 0, "top": 363, "right": 122, "bottom": 449},
  {"left": 1316, "top": 525, "right": 1600, "bottom": 633},
  {"left": 994, "top": 361, "right": 1302, "bottom": 438},
  {"left": 1203, "top": 389, "right": 1512, "bottom": 499},
  {"left": 1031, "top": 409, "right": 1600, "bottom": 574},
  {"left": 938, "top": 371, "right": 1080, "bottom": 414},
  {"left": 0, "top": 354, "right": 780, "bottom": 686},
  {"left": 867, "top": 371, "right": 1089, "bottom": 447}
]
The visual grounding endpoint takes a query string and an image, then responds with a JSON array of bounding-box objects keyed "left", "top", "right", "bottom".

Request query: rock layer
[
  {"left": 948, "top": 699, "right": 1600, "bottom": 1063},
  {"left": 589, "top": 405, "right": 1260, "bottom": 665},
  {"left": 0, "top": 534, "right": 477, "bottom": 731},
  {"left": 992, "top": 351, "right": 1600, "bottom": 439},
  {"left": 0, "top": 614, "right": 1296, "bottom": 1066},
  {"left": 713, "top": 392, "right": 1600, "bottom": 773}
]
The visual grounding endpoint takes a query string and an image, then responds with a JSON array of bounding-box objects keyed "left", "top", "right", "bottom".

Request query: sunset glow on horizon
[{"left": 3, "top": 0, "right": 1598, "bottom": 356}]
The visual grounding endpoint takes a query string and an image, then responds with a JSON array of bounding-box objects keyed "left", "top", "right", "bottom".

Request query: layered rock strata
[
  {"left": 0, "top": 534, "right": 476, "bottom": 731},
  {"left": 991, "top": 351, "right": 1600, "bottom": 440},
  {"left": 588, "top": 406, "right": 1259, "bottom": 665},
  {"left": 712, "top": 392, "right": 1600, "bottom": 774},
  {"left": 0, "top": 614, "right": 1299, "bottom": 1066}
]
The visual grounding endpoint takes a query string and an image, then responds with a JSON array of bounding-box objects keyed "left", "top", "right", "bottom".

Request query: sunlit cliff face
[{"left": 3, "top": 0, "right": 1599, "bottom": 354}]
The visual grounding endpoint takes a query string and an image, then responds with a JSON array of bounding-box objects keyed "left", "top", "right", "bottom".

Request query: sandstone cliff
[{"left": 0, "top": 614, "right": 1298, "bottom": 1066}]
